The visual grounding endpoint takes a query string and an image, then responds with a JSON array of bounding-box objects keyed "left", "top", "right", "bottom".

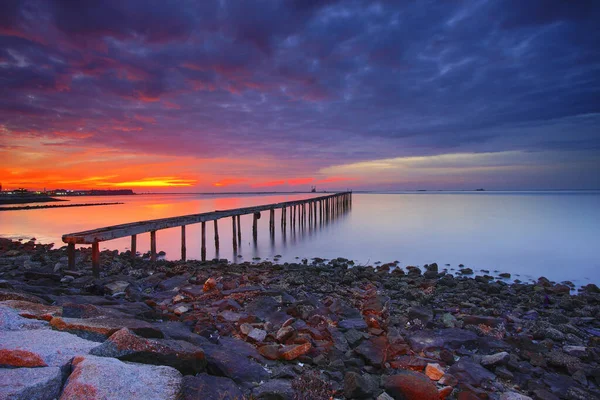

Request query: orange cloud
[{"left": 213, "top": 178, "right": 247, "bottom": 187}]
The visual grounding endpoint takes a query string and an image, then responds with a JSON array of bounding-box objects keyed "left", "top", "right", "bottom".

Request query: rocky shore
[{"left": 1, "top": 237, "right": 599, "bottom": 400}]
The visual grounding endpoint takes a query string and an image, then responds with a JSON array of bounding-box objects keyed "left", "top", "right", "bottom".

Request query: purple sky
[{"left": 1, "top": 0, "right": 599, "bottom": 191}]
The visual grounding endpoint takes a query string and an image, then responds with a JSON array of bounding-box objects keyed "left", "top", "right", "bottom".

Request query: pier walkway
[{"left": 63, "top": 192, "right": 352, "bottom": 277}]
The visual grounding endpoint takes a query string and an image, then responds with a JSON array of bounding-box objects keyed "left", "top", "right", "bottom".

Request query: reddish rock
[
  {"left": 0, "top": 349, "right": 47, "bottom": 367},
  {"left": 355, "top": 336, "right": 388, "bottom": 367},
  {"left": 203, "top": 278, "right": 217, "bottom": 292},
  {"left": 389, "top": 356, "right": 437, "bottom": 372},
  {"left": 276, "top": 326, "right": 295, "bottom": 342},
  {"left": 0, "top": 290, "right": 46, "bottom": 304},
  {"left": 384, "top": 371, "right": 439, "bottom": 400},
  {"left": 425, "top": 363, "right": 444, "bottom": 381},
  {"left": 279, "top": 343, "right": 311, "bottom": 360},
  {"left": 439, "top": 386, "right": 454, "bottom": 399},
  {"left": 49, "top": 316, "right": 163, "bottom": 342},
  {"left": 259, "top": 345, "right": 280, "bottom": 360}
]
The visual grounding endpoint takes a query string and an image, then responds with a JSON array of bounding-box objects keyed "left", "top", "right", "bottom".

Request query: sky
[{"left": 1, "top": 0, "right": 599, "bottom": 192}]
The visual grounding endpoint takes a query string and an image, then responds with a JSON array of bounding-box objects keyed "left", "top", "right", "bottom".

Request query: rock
[
  {"left": 377, "top": 393, "right": 395, "bottom": 400},
  {"left": 253, "top": 379, "right": 295, "bottom": 399},
  {"left": 0, "top": 289, "right": 46, "bottom": 304},
  {"left": 499, "top": 392, "right": 532, "bottom": 400},
  {"left": 355, "top": 336, "right": 388, "bottom": 367},
  {"left": 0, "top": 328, "right": 97, "bottom": 369},
  {"left": 60, "top": 355, "right": 182, "bottom": 400},
  {"left": 499, "top": 273, "right": 511, "bottom": 278},
  {"left": 441, "top": 313, "right": 457, "bottom": 328},
  {"left": 408, "top": 306, "right": 433, "bottom": 325},
  {"left": 407, "top": 329, "right": 478, "bottom": 352},
  {"left": 247, "top": 328, "right": 267, "bottom": 343},
  {"left": 203, "top": 277, "right": 217, "bottom": 292},
  {"left": 481, "top": 352, "right": 510, "bottom": 367},
  {"left": 344, "top": 328, "right": 367, "bottom": 348},
  {"left": 448, "top": 359, "right": 495, "bottom": 387},
  {"left": 204, "top": 345, "right": 269, "bottom": 387},
  {"left": 338, "top": 318, "right": 368, "bottom": 331},
  {"left": 259, "top": 344, "right": 280, "bottom": 360},
  {"left": 89, "top": 328, "right": 206, "bottom": 374},
  {"left": 344, "top": 371, "right": 379, "bottom": 399},
  {"left": 180, "top": 374, "right": 243, "bottom": 400},
  {"left": 279, "top": 343, "right": 311, "bottom": 361},
  {"left": 544, "top": 327, "right": 566, "bottom": 341},
  {"left": 0, "top": 300, "right": 61, "bottom": 321},
  {"left": 563, "top": 346, "right": 587, "bottom": 358},
  {"left": 276, "top": 326, "right": 295, "bottom": 342},
  {"left": 49, "top": 316, "right": 163, "bottom": 342},
  {"left": 174, "top": 305, "right": 189, "bottom": 315},
  {"left": 384, "top": 371, "right": 440, "bottom": 400},
  {"left": 0, "top": 305, "right": 48, "bottom": 331},
  {"left": 0, "top": 367, "right": 62, "bottom": 400},
  {"left": 425, "top": 363, "right": 444, "bottom": 381},
  {"left": 105, "top": 280, "right": 130, "bottom": 295}
]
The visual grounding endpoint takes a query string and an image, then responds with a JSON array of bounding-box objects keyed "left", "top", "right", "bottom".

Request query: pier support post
[
  {"left": 92, "top": 242, "right": 100, "bottom": 278},
  {"left": 131, "top": 235, "right": 137, "bottom": 261},
  {"left": 150, "top": 230, "right": 157, "bottom": 262},
  {"left": 68, "top": 243, "right": 75, "bottom": 269},
  {"left": 181, "top": 226, "right": 187, "bottom": 261},
  {"left": 214, "top": 220, "right": 219, "bottom": 251},
  {"left": 232, "top": 216, "right": 237, "bottom": 250},
  {"left": 237, "top": 215, "right": 241, "bottom": 243},
  {"left": 201, "top": 222, "right": 206, "bottom": 261},
  {"left": 253, "top": 212, "right": 259, "bottom": 241},
  {"left": 269, "top": 209, "right": 275, "bottom": 233}
]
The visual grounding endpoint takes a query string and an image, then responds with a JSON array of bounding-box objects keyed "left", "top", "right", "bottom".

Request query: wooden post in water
[
  {"left": 269, "top": 209, "right": 275, "bottom": 233},
  {"left": 181, "top": 226, "right": 186, "bottom": 261},
  {"left": 150, "top": 230, "right": 157, "bottom": 261},
  {"left": 237, "top": 215, "right": 241, "bottom": 243},
  {"left": 92, "top": 241, "right": 100, "bottom": 277},
  {"left": 214, "top": 220, "right": 219, "bottom": 251},
  {"left": 68, "top": 242, "right": 75, "bottom": 269},
  {"left": 201, "top": 222, "right": 206, "bottom": 261},
  {"left": 232, "top": 216, "right": 237, "bottom": 250},
  {"left": 252, "top": 212, "right": 259, "bottom": 241},
  {"left": 131, "top": 235, "right": 137, "bottom": 261}
]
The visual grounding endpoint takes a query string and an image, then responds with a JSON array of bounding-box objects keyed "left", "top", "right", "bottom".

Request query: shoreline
[
  {"left": 0, "top": 202, "right": 124, "bottom": 211},
  {"left": 1, "top": 238, "right": 599, "bottom": 399}
]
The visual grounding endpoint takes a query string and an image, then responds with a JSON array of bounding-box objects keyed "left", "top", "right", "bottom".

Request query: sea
[{"left": 1, "top": 191, "right": 598, "bottom": 287}]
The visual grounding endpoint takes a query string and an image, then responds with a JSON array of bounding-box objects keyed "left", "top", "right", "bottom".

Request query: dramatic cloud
[{"left": 1, "top": 0, "right": 599, "bottom": 190}]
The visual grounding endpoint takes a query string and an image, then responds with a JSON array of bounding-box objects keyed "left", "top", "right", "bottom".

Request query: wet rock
[
  {"left": 49, "top": 316, "right": 163, "bottom": 342},
  {"left": 448, "top": 359, "right": 496, "bottom": 387},
  {"left": 408, "top": 328, "right": 478, "bottom": 352},
  {"left": 60, "top": 355, "right": 182, "bottom": 400},
  {"left": 253, "top": 379, "right": 295, "bottom": 400},
  {"left": 280, "top": 343, "right": 311, "bottom": 361},
  {"left": 204, "top": 345, "right": 269, "bottom": 387},
  {"left": 0, "top": 328, "right": 97, "bottom": 369},
  {"left": 181, "top": 374, "right": 243, "bottom": 400},
  {"left": 481, "top": 352, "right": 510, "bottom": 367},
  {"left": 338, "top": 318, "right": 368, "bottom": 331},
  {"left": 89, "top": 328, "right": 206, "bottom": 374},
  {"left": 344, "top": 371, "right": 379, "bottom": 399},
  {"left": 105, "top": 280, "right": 130, "bottom": 295},
  {"left": 0, "top": 367, "right": 62, "bottom": 400},
  {"left": 425, "top": 363, "right": 444, "bottom": 381},
  {"left": 383, "top": 370, "right": 439, "bottom": 400}
]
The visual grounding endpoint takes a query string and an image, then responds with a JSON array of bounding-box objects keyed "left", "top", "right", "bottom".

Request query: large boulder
[
  {"left": 0, "top": 367, "right": 62, "bottom": 400},
  {"left": 180, "top": 374, "right": 244, "bottom": 400},
  {"left": 0, "top": 300, "right": 61, "bottom": 321},
  {"left": 90, "top": 328, "right": 206, "bottom": 374},
  {"left": 204, "top": 345, "right": 269, "bottom": 388},
  {"left": 60, "top": 355, "right": 182, "bottom": 400},
  {"left": 0, "top": 328, "right": 97, "bottom": 370},
  {"left": 252, "top": 379, "right": 295, "bottom": 399},
  {"left": 0, "top": 304, "right": 48, "bottom": 331},
  {"left": 383, "top": 371, "right": 439, "bottom": 400}
]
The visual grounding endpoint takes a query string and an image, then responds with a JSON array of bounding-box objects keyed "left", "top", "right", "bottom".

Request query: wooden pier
[{"left": 62, "top": 192, "right": 352, "bottom": 277}]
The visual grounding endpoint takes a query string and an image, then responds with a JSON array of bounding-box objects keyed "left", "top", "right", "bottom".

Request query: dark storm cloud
[{"left": 1, "top": 0, "right": 599, "bottom": 176}]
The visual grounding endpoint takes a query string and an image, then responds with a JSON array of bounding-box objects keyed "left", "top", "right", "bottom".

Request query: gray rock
[
  {"left": 105, "top": 280, "right": 131, "bottom": 295},
  {"left": 408, "top": 328, "right": 478, "bottom": 352},
  {"left": 344, "top": 328, "right": 367, "bottom": 348},
  {"left": 481, "top": 352, "right": 510, "bottom": 367},
  {"left": 499, "top": 392, "right": 532, "bottom": 400},
  {"left": 248, "top": 328, "right": 267, "bottom": 343},
  {"left": 408, "top": 306, "right": 433, "bottom": 324},
  {"left": 60, "top": 355, "right": 182, "bottom": 400},
  {"left": 448, "top": 358, "right": 496, "bottom": 386},
  {"left": 204, "top": 344, "right": 269, "bottom": 388},
  {"left": 563, "top": 345, "right": 587, "bottom": 358},
  {"left": 253, "top": 379, "right": 295, "bottom": 399},
  {"left": 338, "top": 318, "right": 368, "bottom": 331},
  {"left": 181, "top": 374, "right": 243, "bottom": 400},
  {"left": 0, "top": 305, "right": 48, "bottom": 331},
  {"left": 344, "top": 372, "right": 379, "bottom": 399},
  {"left": 0, "top": 367, "right": 62, "bottom": 400}
]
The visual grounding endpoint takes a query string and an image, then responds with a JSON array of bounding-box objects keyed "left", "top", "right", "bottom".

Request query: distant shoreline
[
  {"left": 0, "top": 202, "right": 124, "bottom": 211},
  {"left": 0, "top": 195, "right": 65, "bottom": 205}
]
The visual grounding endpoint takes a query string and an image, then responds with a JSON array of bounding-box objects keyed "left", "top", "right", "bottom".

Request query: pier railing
[{"left": 62, "top": 192, "right": 352, "bottom": 277}]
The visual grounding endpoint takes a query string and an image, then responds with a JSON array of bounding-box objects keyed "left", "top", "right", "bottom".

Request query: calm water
[{"left": 1, "top": 191, "right": 599, "bottom": 286}]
